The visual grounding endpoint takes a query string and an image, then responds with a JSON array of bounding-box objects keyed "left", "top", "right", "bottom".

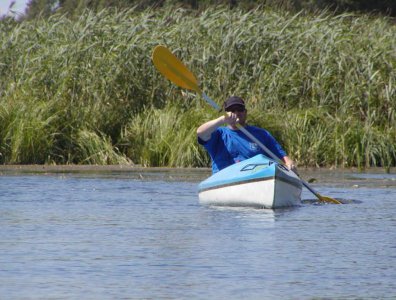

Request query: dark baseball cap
[{"left": 224, "top": 96, "right": 245, "bottom": 111}]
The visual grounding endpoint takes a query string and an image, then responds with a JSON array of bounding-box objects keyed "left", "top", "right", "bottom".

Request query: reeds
[
  {"left": 120, "top": 105, "right": 211, "bottom": 167},
  {"left": 0, "top": 7, "right": 394, "bottom": 168}
]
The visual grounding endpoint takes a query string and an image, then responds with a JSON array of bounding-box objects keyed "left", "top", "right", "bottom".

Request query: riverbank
[
  {"left": 1, "top": 164, "right": 395, "bottom": 188},
  {"left": 0, "top": 164, "right": 211, "bottom": 182}
]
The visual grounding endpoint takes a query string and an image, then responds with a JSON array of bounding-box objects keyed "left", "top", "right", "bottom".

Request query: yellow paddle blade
[
  {"left": 152, "top": 45, "right": 201, "bottom": 93},
  {"left": 302, "top": 180, "right": 342, "bottom": 204},
  {"left": 318, "top": 194, "right": 342, "bottom": 204}
]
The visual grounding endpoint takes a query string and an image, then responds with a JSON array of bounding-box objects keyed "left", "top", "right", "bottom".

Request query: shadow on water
[
  {"left": 206, "top": 197, "right": 361, "bottom": 212},
  {"left": 201, "top": 196, "right": 361, "bottom": 222},
  {"left": 301, "top": 198, "right": 363, "bottom": 205}
]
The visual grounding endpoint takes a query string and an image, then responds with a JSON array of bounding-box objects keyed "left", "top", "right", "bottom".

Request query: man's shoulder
[
  {"left": 246, "top": 125, "right": 272, "bottom": 138},
  {"left": 246, "top": 125, "right": 268, "bottom": 133}
]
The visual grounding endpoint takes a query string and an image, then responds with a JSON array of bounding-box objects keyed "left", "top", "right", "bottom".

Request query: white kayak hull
[{"left": 198, "top": 154, "right": 302, "bottom": 209}]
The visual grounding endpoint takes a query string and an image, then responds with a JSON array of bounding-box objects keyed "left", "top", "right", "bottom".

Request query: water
[{"left": 0, "top": 169, "right": 395, "bottom": 299}]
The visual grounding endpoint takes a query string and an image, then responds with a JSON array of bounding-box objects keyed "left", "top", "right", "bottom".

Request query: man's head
[
  {"left": 224, "top": 96, "right": 245, "bottom": 112},
  {"left": 224, "top": 96, "right": 247, "bottom": 127}
]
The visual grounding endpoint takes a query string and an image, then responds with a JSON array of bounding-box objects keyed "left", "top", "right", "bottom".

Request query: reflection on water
[
  {"left": 0, "top": 169, "right": 395, "bottom": 299},
  {"left": 208, "top": 206, "right": 278, "bottom": 227}
]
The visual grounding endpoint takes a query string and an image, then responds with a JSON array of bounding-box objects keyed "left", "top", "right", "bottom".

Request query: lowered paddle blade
[
  {"left": 302, "top": 181, "right": 341, "bottom": 204},
  {"left": 318, "top": 195, "right": 342, "bottom": 204},
  {"left": 152, "top": 45, "right": 201, "bottom": 93}
]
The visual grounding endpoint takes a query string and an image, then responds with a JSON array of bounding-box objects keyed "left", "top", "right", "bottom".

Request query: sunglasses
[{"left": 226, "top": 106, "right": 245, "bottom": 113}]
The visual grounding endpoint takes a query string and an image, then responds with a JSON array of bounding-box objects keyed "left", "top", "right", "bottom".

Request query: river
[{"left": 0, "top": 167, "right": 395, "bottom": 299}]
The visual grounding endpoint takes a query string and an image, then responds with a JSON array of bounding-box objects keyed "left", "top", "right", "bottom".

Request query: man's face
[{"left": 226, "top": 105, "right": 247, "bottom": 125}]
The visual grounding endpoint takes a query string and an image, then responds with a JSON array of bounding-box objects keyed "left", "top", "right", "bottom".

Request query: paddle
[{"left": 152, "top": 45, "right": 341, "bottom": 205}]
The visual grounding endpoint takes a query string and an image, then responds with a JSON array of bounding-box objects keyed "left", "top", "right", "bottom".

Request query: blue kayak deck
[{"left": 199, "top": 155, "right": 277, "bottom": 191}]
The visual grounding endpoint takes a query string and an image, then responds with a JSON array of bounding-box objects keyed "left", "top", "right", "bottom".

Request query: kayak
[{"left": 198, "top": 154, "right": 302, "bottom": 209}]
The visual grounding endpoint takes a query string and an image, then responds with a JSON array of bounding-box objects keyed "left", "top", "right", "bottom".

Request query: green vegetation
[
  {"left": 22, "top": 0, "right": 396, "bottom": 19},
  {"left": 0, "top": 7, "right": 395, "bottom": 168}
]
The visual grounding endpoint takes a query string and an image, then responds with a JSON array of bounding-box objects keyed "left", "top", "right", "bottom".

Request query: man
[{"left": 197, "top": 96, "right": 296, "bottom": 174}]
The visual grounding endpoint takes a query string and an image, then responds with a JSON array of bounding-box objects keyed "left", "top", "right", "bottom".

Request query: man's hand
[
  {"left": 283, "top": 156, "right": 298, "bottom": 174},
  {"left": 287, "top": 162, "right": 298, "bottom": 174},
  {"left": 223, "top": 112, "right": 239, "bottom": 127}
]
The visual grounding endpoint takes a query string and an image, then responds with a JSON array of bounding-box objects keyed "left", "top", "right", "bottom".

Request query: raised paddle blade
[{"left": 152, "top": 45, "right": 201, "bottom": 93}]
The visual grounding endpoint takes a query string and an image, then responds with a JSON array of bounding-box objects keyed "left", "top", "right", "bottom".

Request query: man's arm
[{"left": 197, "top": 113, "right": 238, "bottom": 142}]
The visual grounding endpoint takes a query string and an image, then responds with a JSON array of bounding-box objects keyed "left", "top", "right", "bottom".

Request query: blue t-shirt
[{"left": 198, "top": 125, "right": 287, "bottom": 173}]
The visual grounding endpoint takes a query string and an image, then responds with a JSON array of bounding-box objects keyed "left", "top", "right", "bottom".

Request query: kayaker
[{"left": 197, "top": 96, "right": 297, "bottom": 174}]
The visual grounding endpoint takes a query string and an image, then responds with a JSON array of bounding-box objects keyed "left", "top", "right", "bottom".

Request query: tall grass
[
  {"left": 120, "top": 104, "right": 212, "bottom": 167},
  {"left": 0, "top": 7, "right": 394, "bottom": 167}
]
